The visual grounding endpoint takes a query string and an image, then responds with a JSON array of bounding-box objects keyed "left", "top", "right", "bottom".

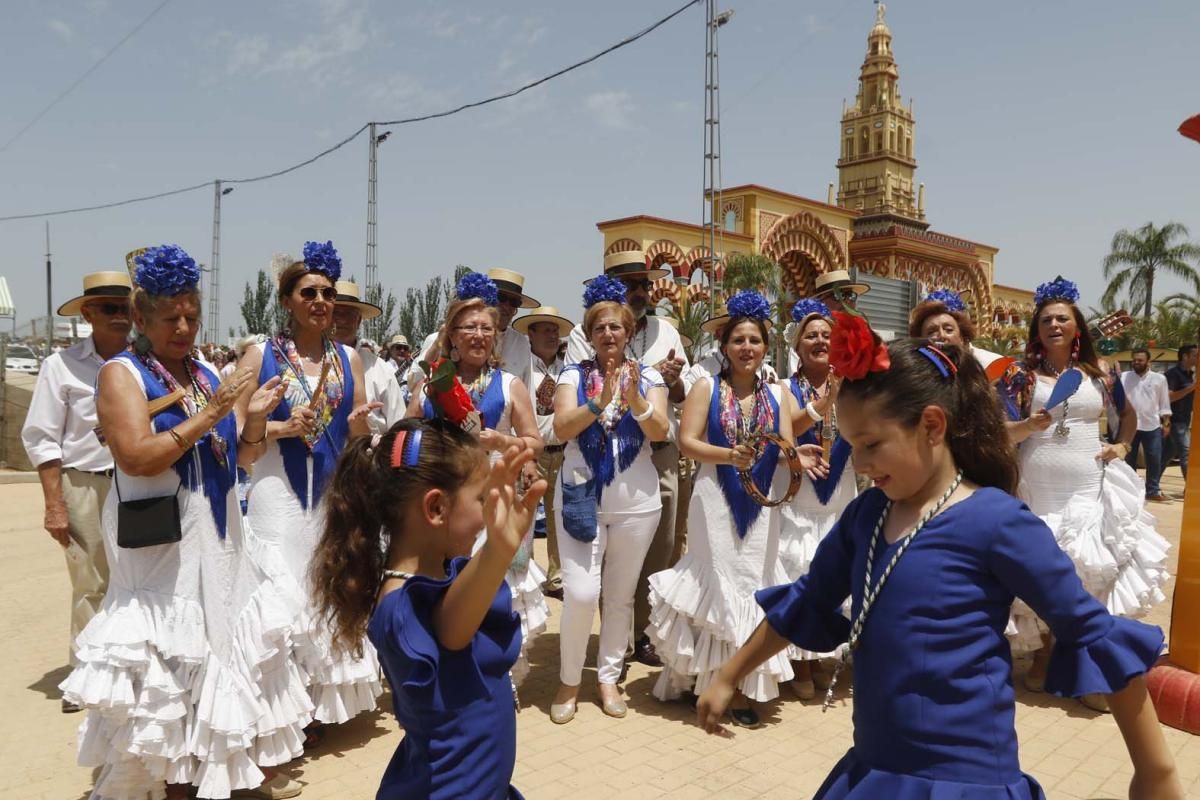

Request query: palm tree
[
  {"left": 722, "top": 253, "right": 791, "bottom": 367},
  {"left": 1101, "top": 222, "right": 1200, "bottom": 321}
]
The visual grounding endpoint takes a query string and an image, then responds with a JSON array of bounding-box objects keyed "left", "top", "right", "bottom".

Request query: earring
[
  {"left": 450, "top": 345, "right": 461, "bottom": 363},
  {"left": 134, "top": 333, "right": 153, "bottom": 355},
  {"left": 1070, "top": 332, "right": 1081, "bottom": 364}
]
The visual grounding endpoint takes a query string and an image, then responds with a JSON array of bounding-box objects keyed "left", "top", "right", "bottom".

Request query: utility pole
[
  {"left": 702, "top": 3, "right": 733, "bottom": 321},
  {"left": 209, "top": 180, "right": 233, "bottom": 344},
  {"left": 366, "top": 123, "right": 390, "bottom": 295},
  {"left": 44, "top": 221, "right": 52, "bottom": 357}
]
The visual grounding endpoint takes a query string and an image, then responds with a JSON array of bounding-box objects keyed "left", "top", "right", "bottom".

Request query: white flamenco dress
[
  {"left": 647, "top": 382, "right": 796, "bottom": 702},
  {"left": 465, "top": 369, "right": 549, "bottom": 687},
  {"left": 1010, "top": 376, "right": 1171, "bottom": 650},
  {"left": 61, "top": 357, "right": 311, "bottom": 799},
  {"left": 245, "top": 342, "right": 381, "bottom": 725}
]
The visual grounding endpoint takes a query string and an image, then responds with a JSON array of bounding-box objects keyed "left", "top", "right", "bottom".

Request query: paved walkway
[{"left": 2, "top": 471, "right": 1198, "bottom": 799}]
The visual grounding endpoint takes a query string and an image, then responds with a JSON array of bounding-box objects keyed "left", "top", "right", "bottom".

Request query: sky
[{"left": 1, "top": 0, "right": 1198, "bottom": 341}]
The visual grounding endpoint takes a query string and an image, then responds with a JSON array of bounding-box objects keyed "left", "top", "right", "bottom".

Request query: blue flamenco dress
[
  {"left": 369, "top": 557, "right": 524, "bottom": 800},
  {"left": 757, "top": 487, "right": 1163, "bottom": 798}
]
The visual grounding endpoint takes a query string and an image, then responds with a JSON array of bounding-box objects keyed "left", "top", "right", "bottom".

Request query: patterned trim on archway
[
  {"left": 604, "top": 238, "right": 642, "bottom": 256},
  {"left": 645, "top": 239, "right": 689, "bottom": 280},
  {"left": 649, "top": 278, "right": 680, "bottom": 310},
  {"left": 760, "top": 211, "right": 846, "bottom": 296},
  {"left": 893, "top": 258, "right": 995, "bottom": 334}
]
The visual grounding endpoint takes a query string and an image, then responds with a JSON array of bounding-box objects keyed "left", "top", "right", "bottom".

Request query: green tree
[
  {"left": 362, "top": 283, "right": 399, "bottom": 345},
  {"left": 1102, "top": 222, "right": 1200, "bottom": 321},
  {"left": 239, "top": 269, "right": 285, "bottom": 336},
  {"left": 722, "top": 252, "right": 790, "bottom": 367},
  {"left": 395, "top": 266, "right": 474, "bottom": 352}
]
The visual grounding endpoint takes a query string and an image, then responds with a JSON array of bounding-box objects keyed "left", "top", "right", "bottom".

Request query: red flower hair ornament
[{"left": 829, "top": 311, "right": 891, "bottom": 380}]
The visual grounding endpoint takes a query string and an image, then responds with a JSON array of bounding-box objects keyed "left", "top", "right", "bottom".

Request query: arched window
[{"left": 724, "top": 209, "right": 737, "bottom": 232}]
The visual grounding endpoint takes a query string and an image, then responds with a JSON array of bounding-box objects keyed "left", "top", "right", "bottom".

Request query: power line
[
  {"left": 0, "top": 0, "right": 702, "bottom": 223},
  {"left": 0, "top": 0, "right": 176, "bottom": 153}
]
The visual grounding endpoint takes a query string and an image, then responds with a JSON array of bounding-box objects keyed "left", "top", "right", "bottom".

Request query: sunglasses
[
  {"left": 299, "top": 286, "right": 338, "bottom": 302},
  {"left": 88, "top": 302, "right": 130, "bottom": 316},
  {"left": 620, "top": 278, "right": 651, "bottom": 292},
  {"left": 497, "top": 293, "right": 522, "bottom": 307}
]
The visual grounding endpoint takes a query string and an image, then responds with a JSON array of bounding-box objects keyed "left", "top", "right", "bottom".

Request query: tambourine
[{"left": 737, "top": 432, "right": 805, "bottom": 507}]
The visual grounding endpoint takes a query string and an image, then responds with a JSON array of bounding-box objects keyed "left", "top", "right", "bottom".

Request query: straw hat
[
  {"left": 599, "top": 249, "right": 670, "bottom": 282},
  {"left": 487, "top": 268, "right": 540, "bottom": 308},
  {"left": 812, "top": 269, "right": 870, "bottom": 300},
  {"left": 333, "top": 280, "right": 383, "bottom": 320},
  {"left": 388, "top": 334, "right": 410, "bottom": 348},
  {"left": 57, "top": 271, "right": 134, "bottom": 316},
  {"left": 512, "top": 305, "right": 574, "bottom": 337}
]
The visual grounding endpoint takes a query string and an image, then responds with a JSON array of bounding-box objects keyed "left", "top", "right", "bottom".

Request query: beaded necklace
[
  {"left": 137, "top": 352, "right": 228, "bottom": 468},
  {"left": 718, "top": 375, "right": 772, "bottom": 446},
  {"left": 822, "top": 471, "right": 964, "bottom": 712}
]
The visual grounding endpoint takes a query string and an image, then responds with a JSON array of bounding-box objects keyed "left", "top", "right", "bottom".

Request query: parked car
[{"left": 4, "top": 344, "right": 41, "bottom": 374}]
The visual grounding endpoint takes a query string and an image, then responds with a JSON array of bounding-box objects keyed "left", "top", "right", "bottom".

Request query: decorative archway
[
  {"left": 760, "top": 211, "right": 846, "bottom": 296},
  {"left": 604, "top": 238, "right": 642, "bottom": 256},
  {"left": 644, "top": 239, "right": 689, "bottom": 281},
  {"left": 649, "top": 278, "right": 680, "bottom": 311}
]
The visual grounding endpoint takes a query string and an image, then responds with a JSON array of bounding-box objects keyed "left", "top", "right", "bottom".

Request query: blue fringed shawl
[
  {"left": 787, "top": 375, "right": 852, "bottom": 505},
  {"left": 569, "top": 362, "right": 647, "bottom": 502},
  {"left": 116, "top": 352, "right": 238, "bottom": 538},
  {"left": 260, "top": 342, "right": 355, "bottom": 510},
  {"left": 709, "top": 377, "right": 779, "bottom": 539}
]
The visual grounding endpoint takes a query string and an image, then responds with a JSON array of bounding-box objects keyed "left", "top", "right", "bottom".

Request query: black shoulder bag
[{"left": 115, "top": 469, "right": 184, "bottom": 549}]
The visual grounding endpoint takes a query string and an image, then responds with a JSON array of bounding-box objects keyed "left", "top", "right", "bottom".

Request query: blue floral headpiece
[
  {"left": 924, "top": 288, "right": 966, "bottom": 313},
  {"left": 791, "top": 297, "right": 831, "bottom": 323},
  {"left": 302, "top": 240, "right": 342, "bottom": 281},
  {"left": 726, "top": 290, "right": 771, "bottom": 322},
  {"left": 456, "top": 272, "right": 499, "bottom": 306},
  {"left": 1033, "top": 275, "right": 1080, "bottom": 307},
  {"left": 134, "top": 245, "right": 200, "bottom": 296},
  {"left": 583, "top": 275, "right": 627, "bottom": 308}
]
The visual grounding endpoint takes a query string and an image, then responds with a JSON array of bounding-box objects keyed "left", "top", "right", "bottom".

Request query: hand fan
[
  {"left": 985, "top": 356, "right": 1016, "bottom": 384},
  {"left": 1044, "top": 368, "right": 1083, "bottom": 410}
]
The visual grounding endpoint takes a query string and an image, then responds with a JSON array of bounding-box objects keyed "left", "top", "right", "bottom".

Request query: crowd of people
[{"left": 20, "top": 241, "right": 1187, "bottom": 799}]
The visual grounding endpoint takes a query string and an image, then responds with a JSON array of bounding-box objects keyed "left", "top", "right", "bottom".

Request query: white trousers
[{"left": 555, "top": 506, "right": 661, "bottom": 686}]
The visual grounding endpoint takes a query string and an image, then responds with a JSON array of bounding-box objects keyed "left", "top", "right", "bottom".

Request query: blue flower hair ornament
[
  {"left": 925, "top": 288, "right": 966, "bottom": 313},
  {"left": 583, "top": 274, "right": 627, "bottom": 308},
  {"left": 456, "top": 272, "right": 499, "bottom": 306},
  {"left": 726, "top": 290, "right": 772, "bottom": 322},
  {"left": 1034, "top": 275, "right": 1080, "bottom": 307},
  {"left": 302, "top": 240, "right": 342, "bottom": 281},
  {"left": 134, "top": 244, "right": 200, "bottom": 296},
  {"left": 791, "top": 297, "right": 831, "bottom": 323}
]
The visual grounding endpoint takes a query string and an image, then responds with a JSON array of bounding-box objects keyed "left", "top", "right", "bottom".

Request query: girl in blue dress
[
  {"left": 696, "top": 317, "right": 1183, "bottom": 799},
  {"left": 310, "top": 417, "right": 545, "bottom": 800}
]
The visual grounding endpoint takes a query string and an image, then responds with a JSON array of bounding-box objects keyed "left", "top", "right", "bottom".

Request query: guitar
[{"left": 1089, "top": 309, "right": 1134, "bottom": 341}]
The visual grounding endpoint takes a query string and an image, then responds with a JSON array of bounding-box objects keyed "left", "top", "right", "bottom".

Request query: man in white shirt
[
  {"left": 513, "top": 306, "right": 574, "bottom": 600},
  {"left": 406, "top": 268, "right": 539, "bottom": 393},
  {"left": 565, "top": 250, "right": 688, "bottom": 667},
  {"left": 332, "top": 280, "right": 405, "bottom": 435},
  {"left": 22, "top": 271, "right": 132, "bottom": 709},
  {"left": 1121, "top": 348, "right": 1173, "bottom": 502}
]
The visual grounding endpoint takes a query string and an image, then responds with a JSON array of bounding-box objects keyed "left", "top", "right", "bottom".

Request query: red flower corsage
[
  {"left": 829, "top": 311, "right": 890, "bottom": 380},
  {"left": 421, "top": 359, "right": 481, "bottom": 432}
]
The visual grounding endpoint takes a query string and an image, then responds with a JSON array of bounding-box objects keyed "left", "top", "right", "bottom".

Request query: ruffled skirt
[
  {"left": 815, "top": 749, "right": 1045, "bottom": 800},
  {"left": 1011, "top": 459, "right": 1170, "bottom": 651},
  {"left": 477, "top": 528, "right": 548, "bottom": 688}
]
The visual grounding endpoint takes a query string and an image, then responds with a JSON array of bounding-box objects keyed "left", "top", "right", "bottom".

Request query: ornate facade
[{"left": 595, "top": 4, "right": 1024, "bottom": 333}]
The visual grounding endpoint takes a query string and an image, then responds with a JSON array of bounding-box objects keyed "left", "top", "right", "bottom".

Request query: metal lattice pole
[
  {"left": 702, "top": 3, "right": 733, "bottom": 324},
  {"left": 366, "top": 122, "right": 379, "bottom": 294},
  {"left": 208, "top": 181, "right": 222, "bottom": 344}
]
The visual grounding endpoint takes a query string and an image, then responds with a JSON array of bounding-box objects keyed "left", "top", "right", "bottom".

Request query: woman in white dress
[
  {"left": 777, "top": 298, "right": 858, "bottom": 700},
  {"left": 648, "top": 291, "right": 820, "bottom": 727},
  {"left": 62, "top": 245, "right": 308, "bottom": 799},
  {"left": 406, "top": 272, "right": 545, "bottom": 685},
  {"left": 237, "top": 242, "right": 381, "bottom": 747},
  {"left": 549, "top": 275, "right": 670, "bottom": 724},
  {"left": 1005, "top": 277, "right": 1170, "bottom": 711}
]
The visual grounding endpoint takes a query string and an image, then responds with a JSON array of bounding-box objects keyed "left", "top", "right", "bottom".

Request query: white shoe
[
  {"left": 550, "top": 699, "right": 577, "bottom": 724},
  {"left": 233, "top": 773, "right": 303, "bottom": 799}
]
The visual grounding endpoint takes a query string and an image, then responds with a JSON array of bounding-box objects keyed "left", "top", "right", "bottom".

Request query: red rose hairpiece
[
  {"left": 419, "top": 358, "right": 482, "bottom": 435},
  {"left": 829, "top": 310, "right": 890, "bottom": 380}
]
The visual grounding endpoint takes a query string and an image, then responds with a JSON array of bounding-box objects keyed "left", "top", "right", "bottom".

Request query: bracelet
[
  {"left": 805, "top": 402, "right": 822, "bottom": 423},
  {"left": 632, "top": 403, "right": 654, "bottom": 422},
  {"left": 168, "top": 429, "right": 191, "bottom": 452},
  {"left": 586, "top": 398, "right": 603, "bottom": 416},
  {"left": 240, "top": 430, "right": 267, "bottom": 445}
]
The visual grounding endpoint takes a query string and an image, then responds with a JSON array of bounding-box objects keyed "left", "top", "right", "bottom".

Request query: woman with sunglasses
[
  {"left": 406, "top": 272, "right": 546, "bottom": 686},
  {"left": 237, "top": 242, "right": 383, "bottom": 749}
]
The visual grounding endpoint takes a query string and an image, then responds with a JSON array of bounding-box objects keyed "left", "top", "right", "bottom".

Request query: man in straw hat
[
  {"left": 514, "top": 305, "right": 575, "bottom": 600},
  {"left": 332, "top": 279, "right": 404, "bottom": 434},
  {"left": 565, "top": 249, "right": 690, "bottom": 667},
  {"left": 22, "top": 268, "right": 133, "bottom": 710},
  {"left": 406, "top": 267, "right": 541, "bottom": 395},
  {"left": 810, "top": 268, "right": 870, "bottom": 313}
]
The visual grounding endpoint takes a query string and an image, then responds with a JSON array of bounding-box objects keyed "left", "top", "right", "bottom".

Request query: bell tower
[{"left": 836, "top": 2, "right": 926, "bottom": 231}]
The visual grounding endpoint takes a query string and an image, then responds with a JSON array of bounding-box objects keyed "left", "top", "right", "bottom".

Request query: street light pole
[
  {"left": 208, "top": 181, "right": 233, "bottom": 344},
  {"left": 365, "top": 124, "right": 390, "bottom": 296},
  {"left": 44, "top": 221, "right": 52, "bottom": 357}
]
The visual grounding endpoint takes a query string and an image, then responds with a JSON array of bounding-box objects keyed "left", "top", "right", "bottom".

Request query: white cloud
[
  {"left": 214, "top": 6, "right": 368, "bottom": 84},
  {"left": 585, "top": 90, "right": 637, "bottom": 130},
  {"left": 268, "top": 13, "right": 368, "bottom": 74},
  {"left": 222, "top": 33, "right": 270, "bottom": 75},
  {"left": 48, "top": 18, "right": 74, "bottom": 41},
  {"left": 365, "top": 74, "right": 451, "bottom": 116},
  {"left": 802, "top": 14, "right": 828, "bottom": 35}
]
